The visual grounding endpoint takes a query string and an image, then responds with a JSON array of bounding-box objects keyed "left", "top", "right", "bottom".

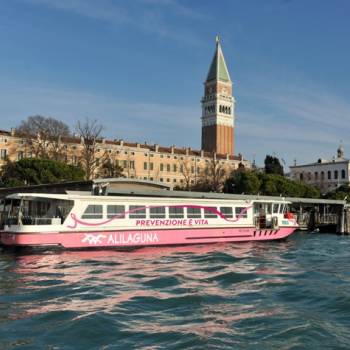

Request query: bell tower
[{"left": 201, "top": 36, "right": 235, "bottom": 155}]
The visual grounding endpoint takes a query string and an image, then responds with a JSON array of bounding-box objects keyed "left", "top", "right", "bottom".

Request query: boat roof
[
  {"left": 5, "top": 190, "right": 345, "bottom": 205},
  {"left": 5, "top": 191, "right": 289, "bottom": 204}
]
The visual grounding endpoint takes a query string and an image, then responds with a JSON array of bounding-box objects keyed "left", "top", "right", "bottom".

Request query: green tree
[
  {"left": 0, "top": 158, "right": 85, "bottom": 187},
  {"left": 100, "top": 159, "right": 124, "bottom": 178},
  {"left": 224, "top": 170, "right": 261, "bottom": 194},
  {"left": 264, "top": 155, "right": 284, "bottom": 176},
  {"left": 324, "top": 184, "right": 350, "bottom": 202}
]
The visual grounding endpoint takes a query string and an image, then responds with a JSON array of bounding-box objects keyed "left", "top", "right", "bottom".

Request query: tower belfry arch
[{"left": 201, "top": 36, "right": 235, "bottom": 155}]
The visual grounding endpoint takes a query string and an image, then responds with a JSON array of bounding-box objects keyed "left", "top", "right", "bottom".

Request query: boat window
[
  {"left": 235, "top": 207, "right": 248, "bottom": 219},
  {"left": 107, "top": 205, "right": 125, "bottom": 219},
  {"left": 279, "top": 204, "right": 285, "bottom": 214},
  {"left": 204, "top": 207, "right": 217, "bottom": 218},
  {"left": 187, "top": 207, "right": 201, "bottom": 218},
  {"left": 129, "top": 205, "right": 146, "bottom": 219},
  {"left": 273, "top": 204, "right": 279, "bottom": 214},
  {"left": 220, "top": 207, "right": 233, "bottom": 218},
  {"left": 150, "top": 206, "right": 166, "bottom": 218},
  {"left": 169, "top": 207, "right": 184, "bottom": 218},
  {"left": 19, "top": 198, "right": 74, "bottom": 225},
  {"left": 82, "top": 205, "right": 103, "bottom": 219}
]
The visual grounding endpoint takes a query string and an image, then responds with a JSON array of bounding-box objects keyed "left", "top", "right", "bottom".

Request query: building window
[
  {"left": 321, "top": 171, "right": 325, "bottom": 180},
  {"left": 17, "top": 151, "right": 24, "bottom": 160},
  {"left": 180, "top": 165, "right": 184, "bottom": 173},
  {"left": 150, "top": 162, "right": 154, "bottom": 171},
  {"left": 300, "top": 173, "right": 303, "bottom": 181},
  {"left": 167, "top": 164, "right": 170, "bottom": 172},
  {"left": 160, "top": 163, "right": 164, "bottom": 171},
  {"left": 191, "top": 166, "right": 195, "bottom": 174},
  {"left": 160, "top": 178, "right": 163, "bottom": 182},
  {"left": 334, "top": 170, "right": 338, "bottom": 180},
  {"left": 341, "top": 169, "right": 346, "bottom": 179},
  {"left": 0, "top": 149, "right": 7, "bottom": 160},
  {"left": 314, "top": 172, "right": 318, "bottom": 180},
  {"left": 166, "top": 178, "right": 170, "bottom": 182},
  {"left": 144, "top": 162, "right": 147, "bottom": 170},
  {"left": 173, "top": 164, "right": 177, "bottom": 172},
  {"left": 327, "top": 171, "right": 331, "bottom": 180},
  {"left": 130, "top": 161, "right": 135, "bottom": 169}
]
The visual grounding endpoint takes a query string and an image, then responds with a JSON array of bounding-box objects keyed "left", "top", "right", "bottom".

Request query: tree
[
  {"left": 178, "top": 158, "right": 194, "bottom": 190},
  {"left": 0, "top": 158, "right": 85, "bottom": 187},
  {"left": 194, "top": 153, "right": 227, "bottom": 192},
  {"left": 76, "top": 118, "right": 105, "bottom": 180},
  {"left": 17, "top": 115, "right": 71, "bottom": 160},
  {"left": 223, "top": 170, "right": 320, "bottom": 198},
  {"left": 264, "top": 155, "right": 284, "bottom": 176},
  {"left": 100, "top": 159, "right": 124, "bottom": 178},
  {"left": 224, "top": 170, "right": 261, "bottom": 194},
  {"left": 323, "top": 184, "right": 350, "bottom": 203}
]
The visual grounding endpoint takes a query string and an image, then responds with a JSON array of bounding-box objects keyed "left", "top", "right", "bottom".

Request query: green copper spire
[{"left": 206, "top": 35, "right": 231, "bottom": 82}]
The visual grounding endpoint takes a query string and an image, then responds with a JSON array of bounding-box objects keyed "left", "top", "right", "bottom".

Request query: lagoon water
[{"left": 1, "top": 232, "right": 350, "bottom": 349}]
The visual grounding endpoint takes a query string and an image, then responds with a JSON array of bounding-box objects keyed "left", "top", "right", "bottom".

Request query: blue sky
[{"left": 1, "top": 0, "right": 350, "bottom": 169}]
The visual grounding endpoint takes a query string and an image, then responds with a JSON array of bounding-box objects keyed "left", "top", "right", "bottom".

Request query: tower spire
[{"left": 201, "top": 37, "right": 235, "bottom": 155}]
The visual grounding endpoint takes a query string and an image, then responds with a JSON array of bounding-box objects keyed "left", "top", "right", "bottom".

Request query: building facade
[
  {"left": 0, "top": 129, "right": 249, "bottom": 187},
  {"left": 201, "top": 36, "right": 235, "bottom": 155},
  {"left": 289, "top": 145, "right": 350, "bottom": 193}
]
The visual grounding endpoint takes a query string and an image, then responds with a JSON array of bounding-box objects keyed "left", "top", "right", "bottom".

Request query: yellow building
[{"left": 0, "top": 128, "right": 249, "bottom": 187}]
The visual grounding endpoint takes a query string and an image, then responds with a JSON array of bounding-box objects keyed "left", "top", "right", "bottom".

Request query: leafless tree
[
  {"left": 194, "top": 153, "right": 226, "bottom": 192},
  {"left": 76, "top": 118, "right": 105, "bottom": 180},
  {"left": 178, "top": 158, "right": 193, "bottom": 190},
  {"left": 17, "top": 115, "right": 71, "bottom": 159}
]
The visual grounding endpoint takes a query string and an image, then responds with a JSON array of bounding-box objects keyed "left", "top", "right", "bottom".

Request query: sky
[{"left": 1, "top": 0, "right": 350, "bottom": 170}]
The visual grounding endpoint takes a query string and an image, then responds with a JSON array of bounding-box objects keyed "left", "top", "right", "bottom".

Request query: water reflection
[{"left": 0, "top": 239, "right": 301, "bottom": 330}]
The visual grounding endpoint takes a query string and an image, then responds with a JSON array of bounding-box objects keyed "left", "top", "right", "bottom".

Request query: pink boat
[{"left": 0, "top": 191, "right": 298, "bottom": 249}]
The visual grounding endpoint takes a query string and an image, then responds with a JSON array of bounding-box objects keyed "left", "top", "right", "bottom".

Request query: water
[{"left": 0, "top": 232, "right": 350, "bottom": 350}]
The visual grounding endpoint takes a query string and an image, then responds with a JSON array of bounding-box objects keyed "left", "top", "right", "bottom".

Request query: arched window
[
  {"left": 334, "top": 170, "right": 338, "bottom": 180},
  {"left": 341, "top": 169, "right": 346, "bottom": 179},
  {"left": 219, "top": 105, "right": 222, "bottom": 113},
  {"left": 314, "top": 172, "right": 318, "bottom": 180},
  {"left": 321, "top": 171, "right": 324, "bottom": 180},
  {"left": 328, "top": 171, "right": 331, "bottom": 180},
  {"left": 300, "top": 173, "right": 303, "bottom": 181}
]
